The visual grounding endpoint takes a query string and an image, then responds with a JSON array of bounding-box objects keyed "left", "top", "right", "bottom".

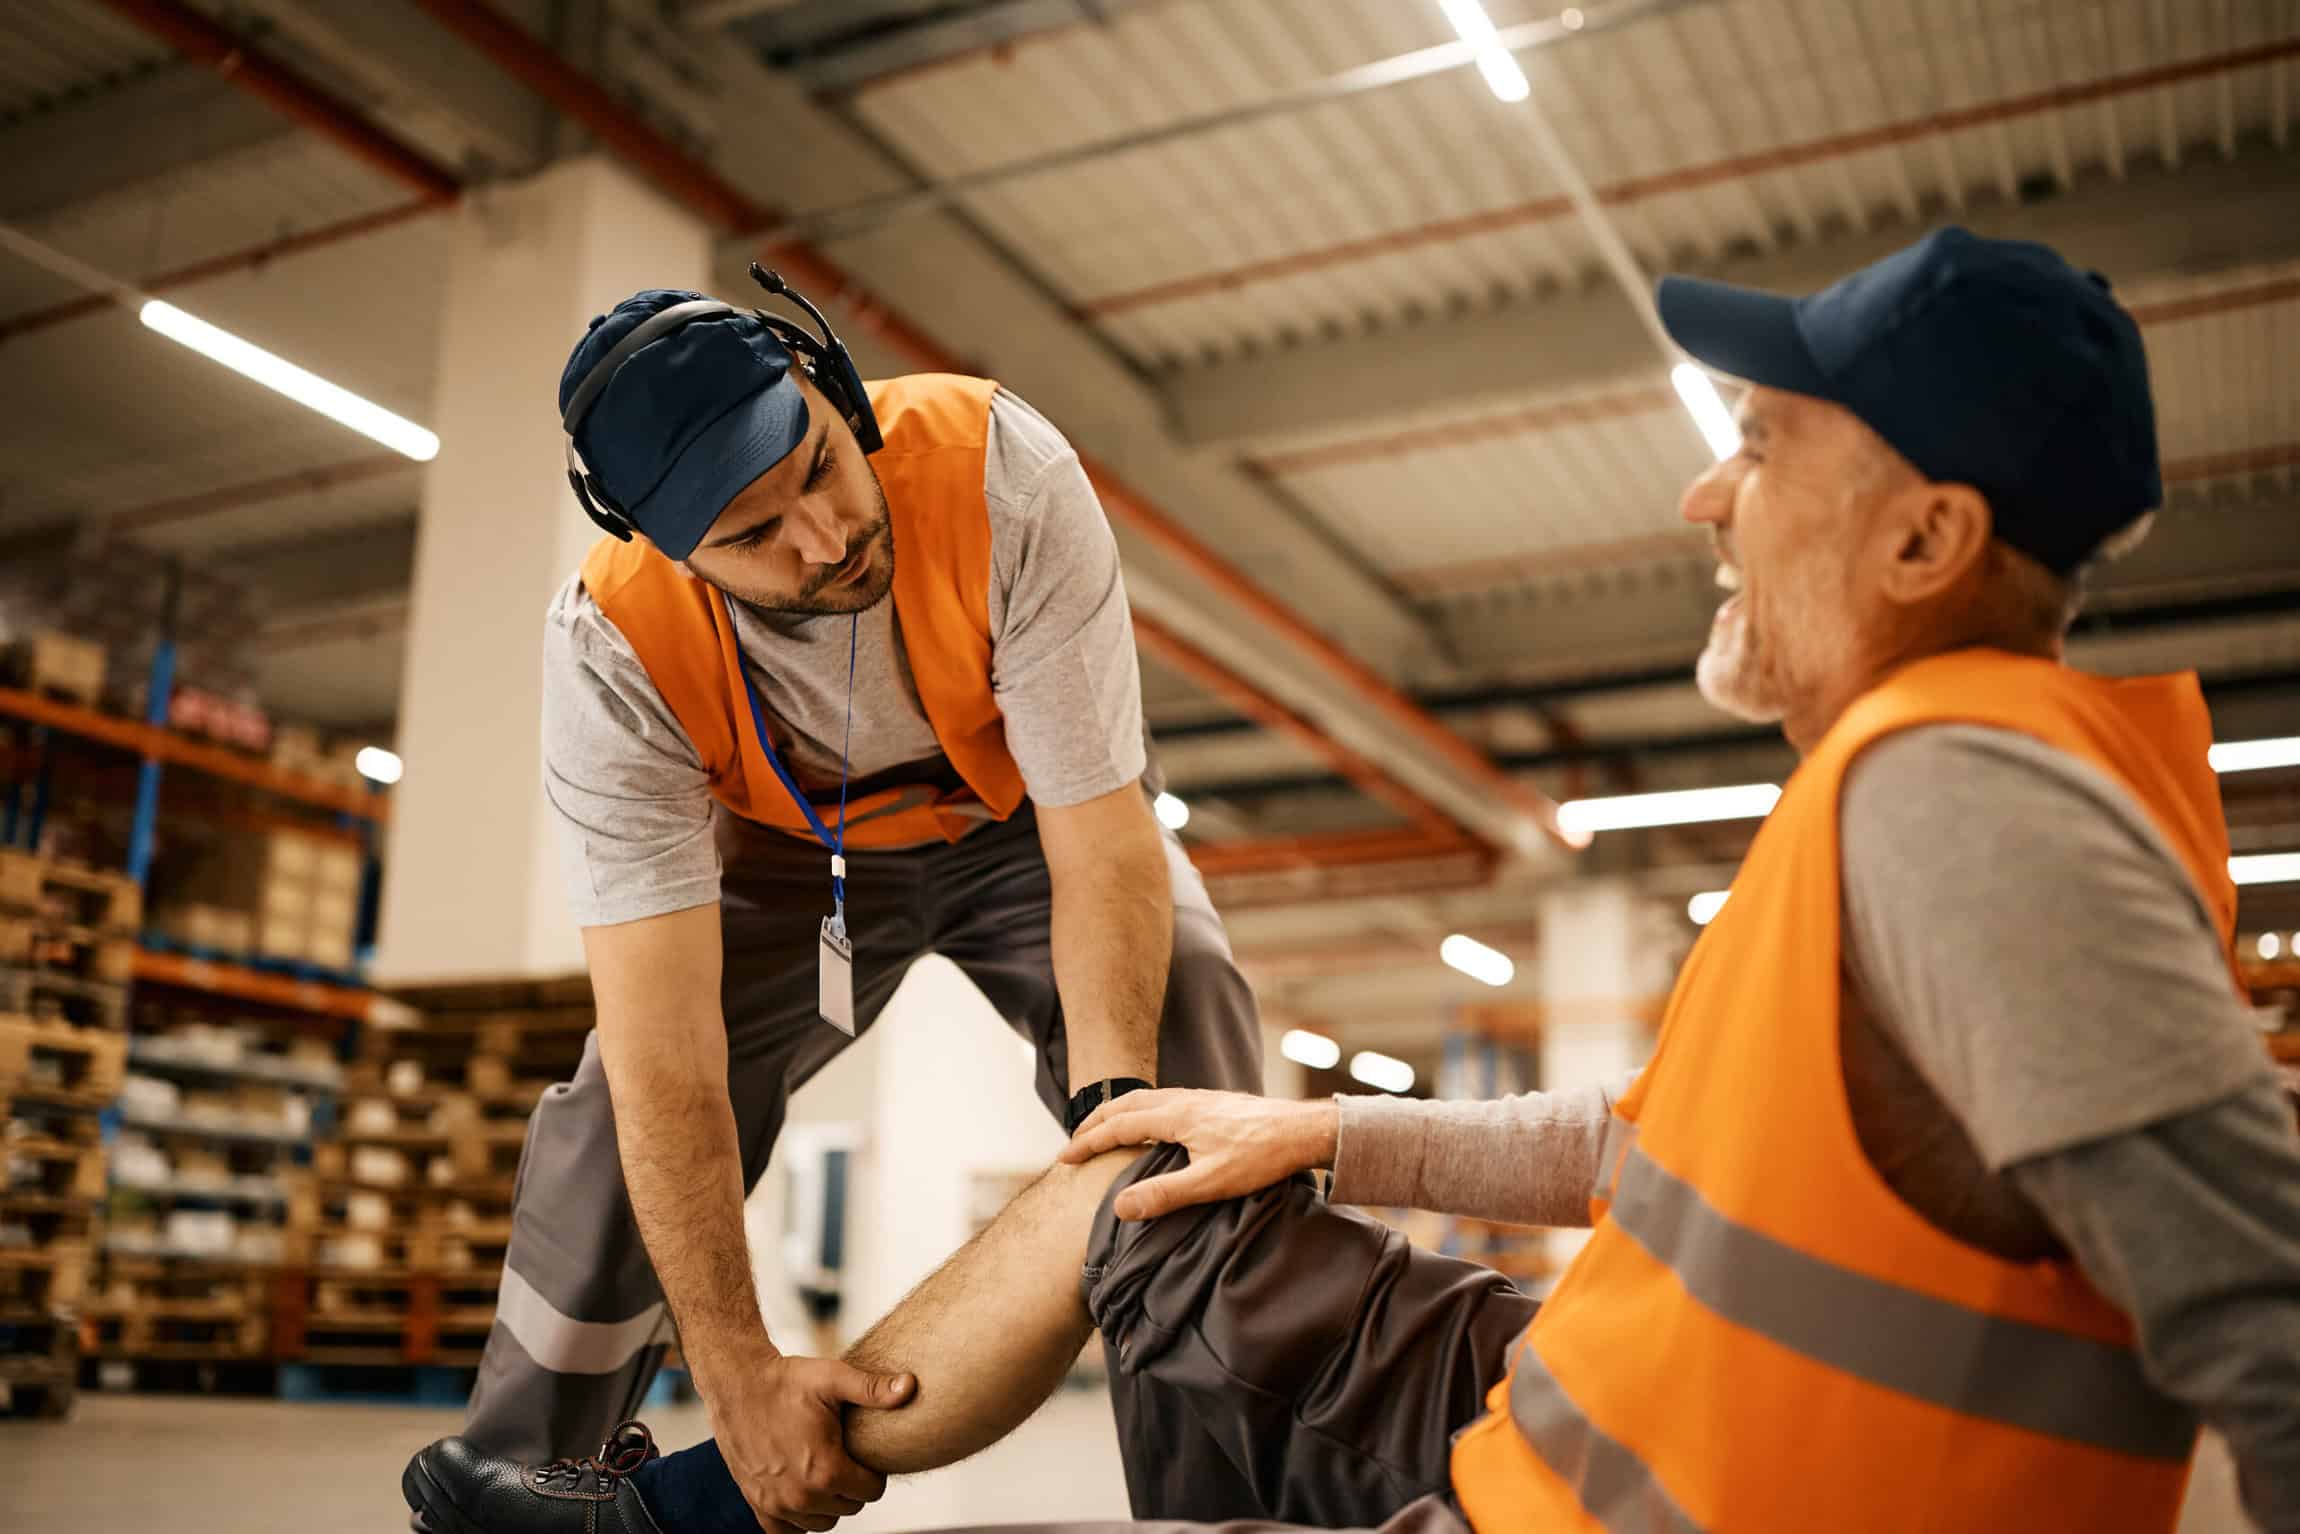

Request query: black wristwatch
[{"left": 1064, "top": 1076, "right": 1154, "bottom": 1134}]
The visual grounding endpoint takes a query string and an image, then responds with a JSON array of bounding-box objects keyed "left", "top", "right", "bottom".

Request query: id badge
[{"left": 818, "top": 916, "right": 856, "bottom": 1035}]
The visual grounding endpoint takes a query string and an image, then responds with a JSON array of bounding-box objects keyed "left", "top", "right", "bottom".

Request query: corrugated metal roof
[
  {"left": 0, "top": 130, "right": 448, "bottom": 539},
  {"left": 847, "top": 0, "right": 2296, "bottom": 369},
  {"left": 0, "top": 132, "right": 420, "bottom": 318},
  {"left": 1250, "top": 386, "right": 1710, "bottom": 596},
  {"left": 0, "top": 0, "right": 174, "bottom": 126}
]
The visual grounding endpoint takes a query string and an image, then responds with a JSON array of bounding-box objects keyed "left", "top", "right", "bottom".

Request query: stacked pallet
[
  {"left": 146, "top": 826, "right": 364, "bottom": 976},
  {"left": 94, "top": 1010, "right": 343, "bottom": 1381},
  {"left": 290, "top": 979, "right": 589, "bottom": 1371},
  {"left": 0, "top": 850, "right": 139, "bottom": 1418}
]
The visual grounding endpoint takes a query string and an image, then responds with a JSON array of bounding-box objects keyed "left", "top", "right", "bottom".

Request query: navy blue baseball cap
[
  {"left": 1657, "top": 227, "right": 2160, "bottom": 574},
  {"left": 559, "top": 289, "right": 809, "bottom": 561}
]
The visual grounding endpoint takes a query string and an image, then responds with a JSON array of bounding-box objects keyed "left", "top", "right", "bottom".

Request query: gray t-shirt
[{"left": 541, "top": 389, "right": 1148, "bottom": 927}]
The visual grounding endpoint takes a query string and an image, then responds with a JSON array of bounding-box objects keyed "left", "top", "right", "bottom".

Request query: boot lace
[{"left": 534, "top": 1421, "right": 658, "bottom": 1491}]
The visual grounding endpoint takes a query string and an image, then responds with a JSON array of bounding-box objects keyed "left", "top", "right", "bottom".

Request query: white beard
[{"left": 1694, "top": 592, "right": 1787, "bottom": 724}]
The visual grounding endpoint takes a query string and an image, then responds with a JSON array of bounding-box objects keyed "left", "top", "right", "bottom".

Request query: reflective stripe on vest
[
  {"left": 1509, "top": 1338, "right": 1705, "bottom": 1534},
  {"left": 1522, "top": 1141, "right": 2198, "bottom": 1465}
]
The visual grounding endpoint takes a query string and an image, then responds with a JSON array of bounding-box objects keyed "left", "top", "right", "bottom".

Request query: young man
[
  {"left": 411, "top": 235, "right": 2300, "bottom": 1534},
  {"left": 447, "top": 278, "right": 1262, "bottom": 1533}
]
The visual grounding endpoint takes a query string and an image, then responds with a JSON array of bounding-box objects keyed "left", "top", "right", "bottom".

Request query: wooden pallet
[
  {"left": 0, "top": 968, "right": 129, "bottom": 1031},
  {"left": 0, "top": 918, "right": 136, "bottom": 985},
  {"left": 1, "top": 1133, "right": 105, "bottom": 1203},
  {"left": 0, "top": 852, "right": 141, "bottom": 935},
  {"left": 0, "top": 1242, "right": 89, "bottom": 1312},
  {"left": 0, "top": 1335, "right": 77, "bottom": 1419},
  {"left": 88, "top": 1258, "right": 273, "bottom": 1315},
  {"left": 0, "top": 1014, "right": 128, "bottom": 1107},
  {"left": 84, "top": 1306, "right": 267, "bottom": 1358}
]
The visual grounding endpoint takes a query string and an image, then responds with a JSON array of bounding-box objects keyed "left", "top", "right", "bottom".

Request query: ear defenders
[{"left": 561, "top": 263, "right": 885, "bottom": 543}]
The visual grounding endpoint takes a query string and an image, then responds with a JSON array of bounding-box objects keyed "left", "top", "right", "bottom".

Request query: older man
[{"left": 407, "top": 230, "right": 2300, "bottom": 1534}]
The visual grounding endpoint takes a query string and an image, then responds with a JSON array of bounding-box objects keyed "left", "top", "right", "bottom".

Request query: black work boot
[{"left": 404, "top": 1420, "right": 666, "bottom": 1534}]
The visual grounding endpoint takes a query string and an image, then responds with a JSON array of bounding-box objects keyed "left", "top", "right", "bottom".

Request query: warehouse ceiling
[{"left": 1, "top": 0, "right": 2296, "bottom": 1058}]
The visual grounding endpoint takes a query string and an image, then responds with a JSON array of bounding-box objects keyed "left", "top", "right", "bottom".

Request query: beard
[
  {"left": 711, "top": 478, "right": 898, "bottom": 618},
  {"left": 1694, "top": 588, "right": 1788, "bottom": 724}
]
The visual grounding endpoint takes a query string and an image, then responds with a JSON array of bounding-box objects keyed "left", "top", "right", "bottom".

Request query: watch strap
[{"left": 1064, "top": 1076, "right": 1153, "bottom": 1134}]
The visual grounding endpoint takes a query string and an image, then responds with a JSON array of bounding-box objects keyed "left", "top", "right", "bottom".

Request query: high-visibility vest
[
  {"left": 580, "top": 373, "right": 1027, "bottom": 849},
  {"left": 1452, "top": 648, "right": 2236, "bottom": 1533}
]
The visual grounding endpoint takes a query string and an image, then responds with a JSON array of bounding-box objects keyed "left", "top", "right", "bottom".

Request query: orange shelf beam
[
  {"left": 0, "top": 686, "right": 388, "bottom": 821},
  {"left": 132, "top": 948, "right": 375, "bottom": 1022}
]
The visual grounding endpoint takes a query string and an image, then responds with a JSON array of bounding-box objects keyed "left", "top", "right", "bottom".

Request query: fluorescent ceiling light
[
  {"left": 1153, "top": 792, "right": 1191, "bottom": 831},
  {"left": 1436, "top": 0, "right": 1530, "bottom": 102},
  {"left": 140, "top": 300, "right": 439, "bottom": 462},
  {"left": 2261, "top": 932, "right": 2286, "bottom": 961},
  {"left": 2231, "top": 853, "right": 2300, "bottom": 887},
  {"left": 1349, "top": 1050, "right": 1417, "bottom": 1094},
  {"left": 2210, "top": 736, "right": 2300, "bottom": 774},
  {"left": 1440, "top": 933, "right": 1515, "bottom": 987},
  {"left": 354, "top": 747, "right": 404, "bottom": 786},
  {"left": 1280, "top": 1028, "right": 1341, "bottom": 1071},
  {"left": 1558, "top": 783, "right": 1782, "bottom": 837},
  {"left": 1687, "top": 890, "right": 1729, "bottom": 926},
  {"left": 1671, "top": 362, "right": 1742, "bottom": 460}
]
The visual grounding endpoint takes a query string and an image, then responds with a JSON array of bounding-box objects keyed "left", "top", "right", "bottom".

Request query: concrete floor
[
  {"left": 2, "top": 1386, "right": 1131, "bottom": 1534},
  {"left": 0, "top": 1390, "right": 2257, "bottom": 1532}
]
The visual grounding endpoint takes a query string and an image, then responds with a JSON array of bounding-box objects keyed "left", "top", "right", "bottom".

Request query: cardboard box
[{"left": 3, "top": 631, "right": 105, "bottom": 707}]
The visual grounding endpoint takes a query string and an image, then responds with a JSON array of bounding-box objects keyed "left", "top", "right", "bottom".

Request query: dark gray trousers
[
  {"left": 465, "top": 807, "right": 1266, "bottom": 1461},
  {"left": 1074, "top": 1145, "right": 1538, "bottom": 1531}
]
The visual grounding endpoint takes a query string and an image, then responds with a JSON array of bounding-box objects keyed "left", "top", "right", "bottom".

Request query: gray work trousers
[
  {"left": 464, "top": 805, "right": 1266, "bottom": 1462},
  {"left": 1063, "top": 1144, "right": 1540, "bottom": 1532}
]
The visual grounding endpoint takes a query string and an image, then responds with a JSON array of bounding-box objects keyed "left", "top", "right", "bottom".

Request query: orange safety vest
[
  {"left": 1452, "top": 648, "right": 2238, "bottom": 1534},
  {"left": 579, "top": 373, "right": 1027, "bottom": 849}
]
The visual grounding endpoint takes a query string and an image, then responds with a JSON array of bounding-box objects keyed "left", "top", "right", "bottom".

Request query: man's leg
[
  {"left": 643, "top": 1145, "right": 1528, "bottom": 1530},
  {"left": 461, "top": 823, "right": 924, "bottom": 1462},
  {"left": 925, "top": 806, "right": 1270, "bottom": 1516}
]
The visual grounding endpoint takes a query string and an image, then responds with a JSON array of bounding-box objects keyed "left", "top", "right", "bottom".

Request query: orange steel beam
[
  {"left": 0, "top": 201, "right": 447, "bottom": 344},
  {"left": 1253, "top": 283, "right": 2300, "bottom": 485},
  {"left": 2161, "top": 441, "right": 2300, "bottom": 485},
  {"left": 1132, "top": 613, "right": 1463, "bottom": 841},
  {"left": 90, "top": 0, "right": 462, "bottom": 204},
  {"left": 107, "top": 456, "right": 416, "bottom": 536},
  {"left": 1082, "top": 36, "right": 2300, "bottom": 316},
  {"left": 1186, "top": 825, "right": 1484, "bottom": 880},
  {"left": 401, "top": 0, "right": 1567, "bottom": 851},
  {"left": 0, "top": 686, "right": 389, "bottom": 821}
]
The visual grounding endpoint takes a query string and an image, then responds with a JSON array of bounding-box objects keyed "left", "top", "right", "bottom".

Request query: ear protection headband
[{"left": 561, "top": 263, "right": 884, "bottom": 543}]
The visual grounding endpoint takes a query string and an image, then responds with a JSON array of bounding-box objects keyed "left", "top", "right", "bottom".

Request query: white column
[
  {"left": 375, "top": 157, "right": 711, "bottom": 982},
  {"left": 1538, "top": 880, "right": 1669, "bottom": 1266}
]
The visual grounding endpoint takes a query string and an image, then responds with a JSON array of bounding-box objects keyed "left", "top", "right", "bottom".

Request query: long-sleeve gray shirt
[{"left": 1330, "top": 725, "right": 2300, "bottom": 1532}]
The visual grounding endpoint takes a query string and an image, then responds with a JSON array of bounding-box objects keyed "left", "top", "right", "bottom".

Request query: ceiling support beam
[
  {"left": 88, "top": 0, "right": 462, "bottom": 203},
  {"left": 1168, "top": 146, "right": 2300, "bottom": 452}
]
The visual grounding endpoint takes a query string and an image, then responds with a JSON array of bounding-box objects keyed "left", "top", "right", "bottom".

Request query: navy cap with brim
[
  {"left": 1657, "top": 274, "right": 1831, "bottom": 399},
  {"left": 1645, "top": 229, "right": 2162, "bottom": 575},
  {"left": 622, "top": 381, "right": 809, "bottom": 562}
]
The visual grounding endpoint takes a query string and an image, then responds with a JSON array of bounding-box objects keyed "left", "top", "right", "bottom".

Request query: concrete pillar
[
  {"left": 1538, "top": 881, "right": 1670, "bottom": 1267},
  {"left": 375, "top": 157, "right": 711, "bottom": 981}
]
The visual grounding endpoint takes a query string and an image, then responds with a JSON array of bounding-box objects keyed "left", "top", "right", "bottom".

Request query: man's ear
[{"left": 1877, "top": 480, "right": 1992, "bottom": 607}]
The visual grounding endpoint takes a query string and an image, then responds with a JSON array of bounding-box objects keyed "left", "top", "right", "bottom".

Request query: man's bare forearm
[
  {"left": 1046, "top": 804, "right": 1169, "bottom": 1086},
  {"left": 582, "top": 910, "right": 775, "bottom": 1386},
  {"left": 601, "top": 1038, "right": 773, "bottom": 1378}
]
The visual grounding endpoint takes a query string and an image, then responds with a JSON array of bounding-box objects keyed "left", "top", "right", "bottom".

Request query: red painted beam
[
  {"left": 0, "top": 201, "right": 446, "bottom": 344},
  {"left": 91, "top": 0, "right": 461, "bottom": 204}
]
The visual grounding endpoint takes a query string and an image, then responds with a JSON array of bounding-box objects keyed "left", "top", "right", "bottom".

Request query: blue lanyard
[{"left": 726, "top": 592, "right": 857, "bottom": 917}]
